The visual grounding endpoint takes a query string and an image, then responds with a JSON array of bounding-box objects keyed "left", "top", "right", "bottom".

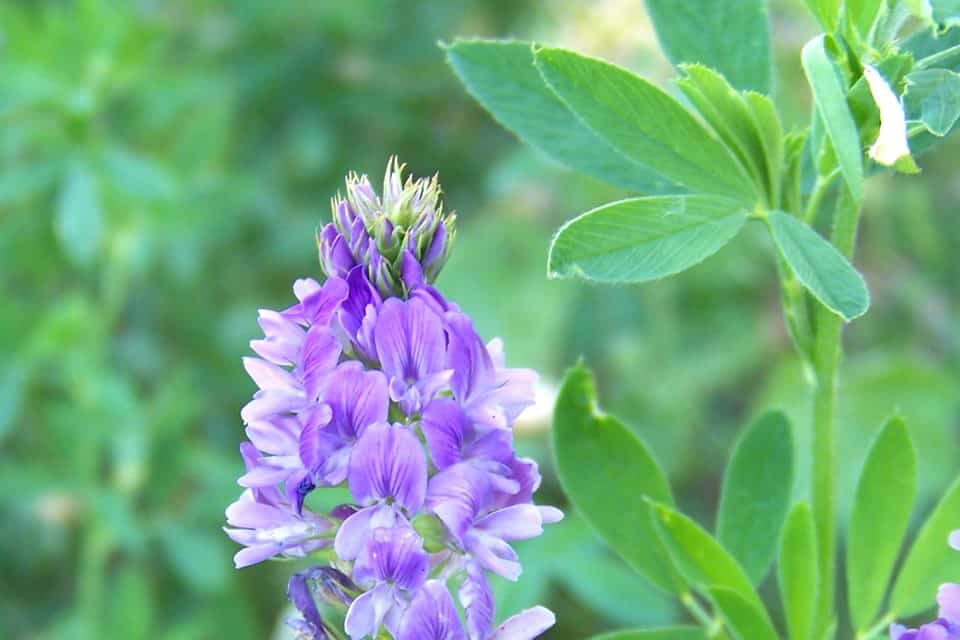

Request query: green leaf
[
  {"left": 744, "top": 91, "right": 786, "bottom": 206},
  {"left": 716, "top": 411, "right": 794, "bottom": 584},
  {"left": 802, "top": 36, "right": 865, "bottom": 202},
  {"left": 804, "top": 0, "right": 842, "bottom": 32},
  {"left": 593, "top": 628, "right": 706, "bottom": 640},
  {"left": 847, "top": 417, "right": 917, "bottom": 630},
  {"left": 534, "top": 47, "right": 757, "bottom": 202},
  {"left": 643, "top": 0, "right": 773, "bottom": 93},
  {"left": 779, "top": 503, "right": 819, "bottom": 640},
  {"left": 443, "top": 39, "right": 681, "bottom": 193},
  {"left": 891, "top": 475, "right": 960, "bottom": 616},
  {"left": 902, "top": 25, "right": 960, "bottom": 72},
  {"left": 54, "top": 165, "right": 103, "bottom": 267},
  {"left": 847, "top": 0, "right": 885, "bottom": 41},
  {"left": 553, "top": 363, "right": 681, "bottom": 593},
  {"left": 709, "top": 586, "right": 779, "bottom": 640},
  {"left": 651, "top": 503, "right": 763, "bottom": 611},
  {"left": 933, "top": 0, "right": 960, "bottom": 26},
  {"left": 547, "top": 195, "right": 749, "bottom": 283},
  {"left": 676, "top": 65, "right": 770, "bottom": 198},
  {"left": 904, "top": 68, "right": 960, "bottom": 136},
  {"left": 767, "top": 211, "right": 870, "bottom": 321}
]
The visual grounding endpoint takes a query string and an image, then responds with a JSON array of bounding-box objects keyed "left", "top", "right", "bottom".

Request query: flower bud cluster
[
  {"left": 225, "top": 160, "right": 559, "bottom": 640},
  {"left": 318, "top": 157, "right": 455, "bottom": 299}
]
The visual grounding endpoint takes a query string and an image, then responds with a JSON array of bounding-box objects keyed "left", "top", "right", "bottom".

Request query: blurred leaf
[
  {"left": 708, "top": 586, "right": 778, "bottom": 640},
  {"left": 846, "top": 417, "right": 917, "bottom": 630},
  {"left": 548, "top": 196, "right": 749, "bottom": 284},
  {"left": 553, "top": 363, "right": 681, "bottom": 593},
  {"left": 778, "top": 503, "right": 818, "bottom": 640},
  {"left": 0, "top": 365, "right": 26, "bottom": 442},
  {"left": 644, "top": 0, "right": 773, "bottom": 93},
  {"left": 846, "top": 0, "right": 885, "bottom": 41},
  {"left": 891, "top": 476, "right": 960, "bottom": 616},
  {"left": 101, "top": 146, "right": 177, "bottom": 201},
  {"left": 109, "top": 564, "right": 154, "bottom": 640},
  {"left": 802, "top": 36, "right": 865, "bottom": 202},
  {"left": 55, "top": 164, "right": 103, "bottom": 266},
  {"left": 904, "top": 68, "right": 960, "bottom": 136},
  {"left": 593, "top": 628, "right": 706, "bottom": 640},
  {"left": 534, "top": 47, "right": 757, "bottom": 202},
  {"left": 767, "top": 211, "right": 870, "bottom": 321},
  {"left": 804, "top": 0, "right": 842, "bottom": 32},
  {"left": 903, "top": 24, "right": 960, "bottom": 72},
  {"left": 933, "top": 0, "right": 960, "bottom": 26},
  {"left": 157, "top": 522, "right": 230, "bottom": 593},
  {"left": 651, "top": 503, "right": 763, "bottom": 612},
  {"left": 444, "top": 39, "right": 682, "bottom": 193},
  {"left": 716, "top": 411, "right": 793, "bottom": 584}
]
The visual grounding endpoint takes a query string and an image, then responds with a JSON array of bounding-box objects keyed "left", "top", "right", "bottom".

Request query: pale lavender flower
[{"left": 226, "top": 159, "right": 557, "bottom": 640}]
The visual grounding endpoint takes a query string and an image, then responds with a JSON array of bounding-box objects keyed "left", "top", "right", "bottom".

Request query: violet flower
[
  {"left": 890, "top": 530, "right": 960, "bottom": 640},
  {"left": 224, "top": 159, "right": 560, "bottom": 640}
]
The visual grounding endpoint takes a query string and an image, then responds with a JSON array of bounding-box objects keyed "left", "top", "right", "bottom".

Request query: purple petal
[
  {"left": 349, "top": 422, "right": 427, "bottom": 513},
  {"left": 937, "top": 583, "right": 960, "bottom": 624},
  {"left": 473, "top": 505, "right": 544, "bottom": 542},
  {"left": 488, "top": 606, "right": 555, "bottom": 640},
  {"left": 399, "top": 580, "right": 467, "bottom": 640},
  {"left": 288, "top": 569, "right": 325, "bottom": 634},
  {"left": 353, "top": 526, "right": 429, "bottom": 591},
  {"left": 422, "top": 398, "right": 467, "bottom": 471},
  {"left": 243, "top": 357, "right": 298, "bottom": 391},
  {"left": 465, "top": 531, "right": 521, "bottom": 581},
  {"left": 444, "top": 312, "right": 495, "bottom": 405},
  {"left": 246, "top": 417, "right": 299, "bottom": 456},
  {"left": 240, "top": 390, "right": 305, "bottom": 423},
  {"left": 233, "top": 543, "right": 282, "bottom": 568},
  {"left": 538, "top": 506, "right": 564, "bottom": 525},
  {"left": 426, "top": 463, "right": 491, "bottom": 542},
  {"left": 374, "top": 297, "right": 447, "bottom": 388},
  {"left": 344, "top": 583, "right": 395, "bottom": 640},
  {"left": 334, "top": 504, "right": 400, "bottom": 561},
  {"left": 950, "top": 530, "right": 960, "bottom": 551},
  {"left": 300, "top": 326, "right": 341, "bottom": 399},
  {"left": 400, "top": 249, "right": 425, "bottom": 291},
  {"left": 459, "top": 562, "right": 494, "bottom": 640},
  {"left": 323, "top": 362, "right": 390, "bottom": 440}
]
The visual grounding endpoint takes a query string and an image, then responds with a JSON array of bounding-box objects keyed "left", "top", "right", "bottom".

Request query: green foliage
[
  {"left": 533, "top": 47, "right": 758, "bottom": 202},
  {"left": 643, "top": 0, "right": 773, "bottom": 93},
  {"left": 904, "top": 68, "right": 960, "bottom": 135},
  {"left": 846, "top": 417, "right": 917, "bottom": 630},
  {"left": 767, "top": 211, "right": 870, "bottom": 321},
  {"left": 593, "top": 628, "right": 706, "bottom": 640},
  {"left": 891, "top": 476, "right": 960, "bottom": 616},
  {"left": 651, "top": 504, "right": 764, "bottom": 612},
  {"left": 801, "top": 36, "right": 865, "bottom": 202},
  {"left": 443, "top": 40, "right": 676, "bottom": 193},
  {"left": 716, "top": 411, "right": 793, "bottom": 585},
  {"left": 553, "top": 364, "right": 681, "bottom": 593},
  {"left": 708, "top": 586, "right": 778, "bottom": 640},
  {"left": 547, "top": 196, "right": 749, "bottom": 284},
  {"left": 779, "top": 503, "right": 819, "bottom": 640}
]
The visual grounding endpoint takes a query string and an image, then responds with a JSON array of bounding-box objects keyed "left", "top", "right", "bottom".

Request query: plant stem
[
  {"left": 856, "top": 613, "right": 896, "bottom": 640},
  {"left": 681, "top": 592, "right": 725, "bottom": 638},
  {"left": 811, "top": 187, "right": 862, "bottom": 636}
]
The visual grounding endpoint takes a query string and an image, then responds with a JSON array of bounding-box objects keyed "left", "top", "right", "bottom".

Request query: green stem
[
  {"left": 812, "top": 187, "right": 862, "bottom": 636},
  {"left": 681, "top": 592, "right": 725, "bottom": 638},
  {"left": 856, "top": 613, "right": 896, "bottom": 640},
  {"left": 804, "top": 167, "right": 840, "bottom": 224}
]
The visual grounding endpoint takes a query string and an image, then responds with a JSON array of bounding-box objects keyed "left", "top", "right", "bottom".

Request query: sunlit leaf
[
  {"left": 716, "top": 411, "right": 793, "bottom": 584},
  {"left": 644, "top": 0, "right": 773, "bottom": 93},
  {"left": 534, "top": 47, "right": 757, "bottom": 202},
  {"left": 548, "top": 196, "right": 749, "bottom": 283},
  {"left": 847, "top": 418, "right": 917, "bottom": 630},
  {"left": 779, "top": 503, "right": 819, "bottom": 640},
  {"left": 553, "top": 363, "right": 682, "bottom": 593},
  {"left": 767, "top": 211, "right": 870, "bottom": 321}
]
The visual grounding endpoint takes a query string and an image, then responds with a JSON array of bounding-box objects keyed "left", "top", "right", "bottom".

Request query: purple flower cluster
[
  {"left": 890, "top": 531, "right": 960, "bottom": 640},
  {"left": 225, "top": 160, "right": 561, "bottom": 640}
]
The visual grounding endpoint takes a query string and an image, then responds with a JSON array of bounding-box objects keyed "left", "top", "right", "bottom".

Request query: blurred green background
[{"left": 0, "top": 1, "right": 957, "bottom": 638}]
